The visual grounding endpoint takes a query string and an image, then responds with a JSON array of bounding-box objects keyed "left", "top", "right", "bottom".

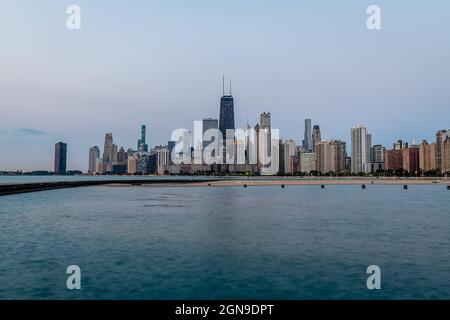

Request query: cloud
[
  {"left": 0, "top": 128, "right": 56, "bottom": 145},
  {"left": 16, "top": 128, "right": 51, "bottom": 136}
]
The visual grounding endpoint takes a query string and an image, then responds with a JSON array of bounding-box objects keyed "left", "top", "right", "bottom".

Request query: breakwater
[{"left": 0, "top": 179, "right": 214, "bottom": 196}]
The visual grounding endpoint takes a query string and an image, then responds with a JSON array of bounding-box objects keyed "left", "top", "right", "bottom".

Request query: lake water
[{"left": 0, "top": 184, "right": 449, "bottom": 299}]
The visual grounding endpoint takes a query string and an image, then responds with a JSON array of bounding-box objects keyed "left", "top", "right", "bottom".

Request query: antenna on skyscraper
[
  {"left": 229, "top": 79, "right": 232, "bottom": 95},
  {"left": 222, "top": 75, "right": 225, "bottom": 96}
]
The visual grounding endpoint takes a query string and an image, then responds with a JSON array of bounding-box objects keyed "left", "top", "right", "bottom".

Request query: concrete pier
[{"left": 0, "top": 179, "right": 214, "bottom": 196}]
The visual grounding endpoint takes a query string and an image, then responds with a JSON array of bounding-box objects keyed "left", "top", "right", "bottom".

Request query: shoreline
[
  {"left": 1, "top": 178, "right": 449, "bottom": 196},
  {"left": 106, "top": 178, "right": 450, "bottom": 188}
]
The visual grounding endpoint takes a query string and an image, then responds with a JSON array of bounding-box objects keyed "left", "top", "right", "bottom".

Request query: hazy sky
[{"left": 1, "top": 0, "right": 449, "bottom": 171}]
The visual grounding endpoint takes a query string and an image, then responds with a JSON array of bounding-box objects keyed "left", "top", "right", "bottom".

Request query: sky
[{"left": 1, "top": 0, "right": 450, "bottom": 171}]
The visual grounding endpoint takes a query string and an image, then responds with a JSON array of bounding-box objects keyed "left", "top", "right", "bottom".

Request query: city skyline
[
  {"left": 6, "top": 116, "right": 450, "bottom": 176},
  {"left": 0, "top": 85, "right": 450, "bottom": 174},
  {"left": 1, "top": 1, "right": 450, "bottom": 171}
]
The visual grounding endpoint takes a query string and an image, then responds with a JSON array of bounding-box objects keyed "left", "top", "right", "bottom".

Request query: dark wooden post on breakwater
[
  {"left": 362, "top": 185, "right": 366, "bottom": 189},
  {"left": 404, "top": 185, "right": 408, "bottom": 190}
]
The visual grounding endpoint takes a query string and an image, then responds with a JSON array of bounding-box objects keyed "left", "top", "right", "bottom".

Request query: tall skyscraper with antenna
[{"left": 219, "top": 77, "right": 235, "bottom": 140}]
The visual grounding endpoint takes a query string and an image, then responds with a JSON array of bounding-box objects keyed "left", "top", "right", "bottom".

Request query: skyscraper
[
  {"left": 157, "top": 147, "right": 169, "bottom": 175},
  {"left": 300, "top": 153, "right": 316, "bottom": 174},
  {"left": 385, "top": 149, "right": 404, "bottom": 171},
  {"left": 168, "top": 140, "right": 176, "bottom": 165},
  {"left": 138, "top": 125, "right": 148, "bottom": 152},
  {"left": 103, "top": 133, "right": 118, "bottom": 173},
  {"left": 118, "top": 147, "right": 128, "bottom": 163},
  {"left": 402, "top": 146, "right": 420, "bottom": 174},
  {"left": 303, "top": 119, "right": 312, "bottom": 152},
  {"left": 202, "top": 118, "right": 219, "bottom": 151},
  {"left": 436, "top": 130, "right": 450, "bottom": 173},
  {"left": 312, "top": 125, "right": 321, "bottom": 152},
  {"left": 283, "top": 139, "right": 296, "bottom": 174},
  {"left": 260, "top": 112, "right": 272, "bottom": 156},
  {"left": 88, "top": 146, "right": 100, "bottom": 174},
  {"left": 419, "top": 140, "right": 436, "bottom": 172},
  {"left": 258, "top": 112, "right": 273, "bottom": 171},
  {"left": 372, "top": 144, "right": 385, "bottom": 172},
  {"left": 315, "top": 140, "right": 345, "bottom": 173},
  {"left": 366, "top": 133, "right": 373, "bottom": 163},
  {"left": 351, "top": 125, "right": 371, "bottom": 174},
  {"left": 127, "top": 155, "right": 138, "bottom": 175},
  {"left": 218, "top": 78, "right": 235, "bottom": 140},
  {"left": 103, "top": 133, "right": 114, "bottom": 163},
  {"left": 54, "top": 142, "right": 67, "bottom": 174}
]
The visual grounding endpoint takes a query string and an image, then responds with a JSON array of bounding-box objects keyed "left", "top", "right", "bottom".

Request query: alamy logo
[
  {"left": 66, "top": 265, "right": 82, "bottom": 290},
  {"left": 66, "top": 5, "right": 81, "bottom": 30},
  {"left": 169, "top": 125, "right": 280, "bottom": 174},
  {"left": 366, "top": 265, "right": 381, "bottom": 290},
  {"left": 367, "top": 5, "right": 382, "bottom": 30}
]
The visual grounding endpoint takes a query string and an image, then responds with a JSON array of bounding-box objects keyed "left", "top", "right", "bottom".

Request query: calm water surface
[{"left": 0, "top": 185, "right": 449, "bottom": 299}]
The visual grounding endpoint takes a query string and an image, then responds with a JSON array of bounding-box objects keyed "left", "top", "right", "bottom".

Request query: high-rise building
[
  {"left": 168, "top": 141, "right": 176, "bottom": 165},
  {"left": 372, "top": 145, "right": 385, "bottom": 163},
  {"left": 344, "top": 156, "right": 352, "bottom": 172},
  {"left": 366, "top": 133, "right": 373, "bottom": 163},
  {"left": 312, "top": 125, "right": 321, "bottom": 152},
  {"left": 303, "top": 119, "right": 312, "bottom": 152},
  {"left": 445, "top": 139, "right": 450, "bottom": 174},
  {"left": 137, "top": 155, "right": 149, "bottom": 175},
  {"left": 157, "top": 147, "right": 169, "bottom": 174},
  {"left": 385, "top": 149, "right": 404, "bottom": 171},
  {"left": 103, "top": 133, "right": 114, "bottom": 163},
  {"left": 372, "top": 144, "right": 385, "bottom": 172},
  {"left": 138, "top": 125, "right": 148, "bottom": 152},
  {"left": 102, "top": 133, "right": 118, "bottom": 173},
  {"left": 300, "top": 153, "right": 316, "bottom": 174},
  {"left": 118, "top": 147, "right": 128, "bottom": 164},
  {"left": 402, "top": 147, "right": 419, "bottom": 174},
  {"left": 386, "top": 140, "right": 409, "bottom": 172},
  {"left": 351, "top": 125, "right": 371, "bottom": 174},
  {"left": 202, "top": 118, "right": 219, "bottom": 153},
  {"left": 283, "top": 140, "right": 296, "bottom": 174},
  {"left": 218, "top": 79, "right": 235, "bottom": 140},
  {"left": 287, "top": 156, "right": 300, "bottom": 175},
  {"left": 127, "top": 155, "right": 138, "bottom": 175},
  {"left": 257, "top": 113, "right": 274, "bottom": 174},
  {"left": 436, "top": 130, "right": 450, "bottom": 173},
  {"left": 95, "top": 157, "right": 103, "bottom": 174},
  {"left": 419, "top": 140, "right": 437, "bottom": 172},
  {"left": 260, "top": 112, "right": 272, "bottom": 157},
  {"left": 254, "top": 124, "right": 261, "bottom": 167},
  {"left": 88, "top": 146, "right": 100, "bottom": 174},
  {"left": 54, "top": 142, "right": 67, "bottom": 174},
  {"left": 148, "top": 153, "right": 158, "bottom": 174},
  {"left": 278, "top": 140, "right": 285, "bottom": 175},
  {"left": 316, "top": 140, "right": 345, "bottom": 173}
]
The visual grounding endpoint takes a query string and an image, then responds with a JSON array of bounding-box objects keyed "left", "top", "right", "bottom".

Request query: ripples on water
[{"left": 0, "top": 185, "right": 449, "bottom": 299}]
